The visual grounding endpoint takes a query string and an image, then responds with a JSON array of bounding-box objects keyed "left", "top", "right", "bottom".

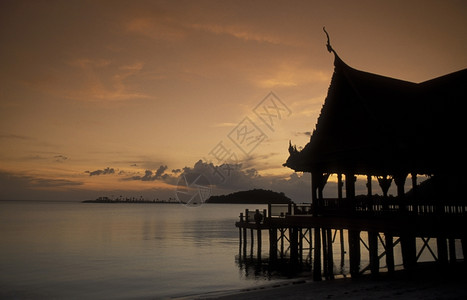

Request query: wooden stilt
[
  {"left": 298, "top": 228, "right": 303, "bottom": 264},
  {"left": 313, "top": 227, "right": 322, "bottom": 281},
  {"left": 437, "top": 236, "right": 448, "bottom": 266},
  {"left": 348, "top": 230, "right": 361, "bottom": 277},
  {"left": 257, "top": 228, "right": 262, "bottom": 259},
  {"left": 280, "top": 228, "right": 285, "bottom": 258},
  {"left": 322, "top": 227, "right": 328, "bottom": 278},
  {"left": 369, "top": 231, "right": 379, "bottom": 276},
  {"left": 448, "top": 238, "right": 456, "bottom": 264},
  {"left": 385, "top": 233, "right": 395, "bottom": 273},
  {"left": 339, "top": 229, "right": 345, "bottom": 275},
  {"left": 290, "top": 227, "right": 299, "bottom": 266},
  {"left": 462, "top": 236, "right": 467, "bottom": 266},
  {"left": 249, "top": 229, "right": 254, "bottom": 258},
  {"left": 269, "top": 228, "right": 277, "bottom": 261},
  {"left": 242, "top": 227, "right": 247, "bottom": 256},
  {"left": 401, "top": 234, "right": 417, "bottom": 271},
  {"left": 327, "top": 228, "right": 334, "bottom": 279}
]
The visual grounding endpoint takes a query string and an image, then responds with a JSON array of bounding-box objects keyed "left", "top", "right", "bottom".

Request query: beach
[{"left": 184, "top": 266, "right": 467, "bottom": 300}]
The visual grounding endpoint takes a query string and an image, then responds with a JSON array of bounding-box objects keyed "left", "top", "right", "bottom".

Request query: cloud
[
  {"left": 86, "top": 167, "right": 115, "bottom": 176},
  {"left": 190, "top": 23, "right": 285, "bottom": 45},
  {"left": 54, "top": 155, "right": 68, "bottom": 162},
  {"left": 175, "top": 160, "right": 312, "bottom": 202},
  {"left": 154, "top": 165, "right": 168, "bottom": 179},
  {"left": 0, "top": 134, "right": 33, "bottom": 141},
  {"left": 125, "top": 165, "right": 169, "bottom": 181},
  {"left": 66, "top": 58, "right": 150, "bottom": 102},
  {"left": 0, "top": 171, "right": 84, "bottom": 200}
]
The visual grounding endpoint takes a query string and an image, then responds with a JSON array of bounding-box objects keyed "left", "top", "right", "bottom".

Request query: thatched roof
[{"left": 284, "top": 52, "right": 467, "bottom": 176}]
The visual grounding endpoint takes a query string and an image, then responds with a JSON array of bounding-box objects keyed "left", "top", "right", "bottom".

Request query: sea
[
  {"left": 0, "top": 200, "right": 457, "bottom": 299},
  {"left": 0, "top": 201, "right": 287, "bottom": 299}
]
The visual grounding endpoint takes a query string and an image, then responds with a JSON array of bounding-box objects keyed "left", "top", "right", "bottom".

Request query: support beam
[
  {"left": 401, "top": 234, "right": 417, "bottom": 271},
  {"left": 437, "top": 236, "right": 448, "bottom": 266},
  {"left": 269, "top": 228, "right": 277, "bottom": 261},
  {"left": 449, "top": 238, "right": 456, "bottom": 264},
  {"left": 368, "top": 231, "right": 379, "bottom": 276},
  {"left": 327, "top": 229, "right": 334, "bottom": 279},
  {"left": 348, "top": 230, "right": 361, "bottom": 277},
  {"left": 313, "top": 227, "right": 322, "bottom": 281}
]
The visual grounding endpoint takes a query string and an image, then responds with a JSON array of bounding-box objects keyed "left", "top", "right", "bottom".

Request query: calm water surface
[
  {"left": 0, "top": 201, "right": 274, "bottom": 299},
  {"left": 1, "top": 201, "right": 456, "bottom": 299}
]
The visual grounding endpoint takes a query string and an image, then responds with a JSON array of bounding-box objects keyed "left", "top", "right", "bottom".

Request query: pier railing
[
  {"left": 262, "top": 198, "right": 467, "bottom": 219},
  {"left": 237, "top": 198, "right": 466, "bottom": 226}
]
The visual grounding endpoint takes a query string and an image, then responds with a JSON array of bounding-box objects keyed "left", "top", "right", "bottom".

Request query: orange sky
[{"left": 1, "top": 0, "right": 466, "bottom": 201}]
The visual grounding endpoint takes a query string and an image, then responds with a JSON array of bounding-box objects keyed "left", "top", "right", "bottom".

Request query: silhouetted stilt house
[{"left": 236, "top": 32, "right": 467, "bottom": 280}]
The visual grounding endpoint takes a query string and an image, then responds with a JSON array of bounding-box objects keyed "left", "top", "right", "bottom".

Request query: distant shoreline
[{"left": 82, "top": 197, "right": 179, "bottom": 204}]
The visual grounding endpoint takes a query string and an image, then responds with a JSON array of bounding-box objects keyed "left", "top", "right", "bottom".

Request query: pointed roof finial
[{"left": 323, "top": 27, "right": 333, "bottom": 53}]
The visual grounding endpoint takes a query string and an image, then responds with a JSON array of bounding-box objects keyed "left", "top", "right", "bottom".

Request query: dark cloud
[
  {"left": 175, "top": 160, "right": 312, "bottom": 201},
  {"left": 86, "top": 167, "right": 115, "bottom": 176},
  {"left": 154, "top": 165, "right": 168, "bottom": 179},
  {"left": 0, "top": 171, "right": 84, "bottom": 200},
  {"left": 125, "top": 165, "right": 169, "bottom": 181}
]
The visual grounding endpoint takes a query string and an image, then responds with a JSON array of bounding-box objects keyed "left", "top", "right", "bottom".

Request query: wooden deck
[{"left": 235, "top": 202, "right": 467, "bottom": 281}]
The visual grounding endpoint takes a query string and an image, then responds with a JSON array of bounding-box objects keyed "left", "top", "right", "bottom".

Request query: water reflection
[{"left": 236, "top": 254, "right": 311, "bottom": 279}]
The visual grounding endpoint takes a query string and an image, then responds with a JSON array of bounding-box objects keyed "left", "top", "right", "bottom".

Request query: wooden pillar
[
  {"left": 322, "top": 227, "right": 328, "bottom": 278},
  {"left": 313, "top": 227, "right": 322, "bottom": 281},
  {"left": 401, "top": 234, "right": 417, "bottom": 271},
  {"left": 250, "top": 229, "right": 254, "bottom": 257},
  {"left": 290, "top": 227, "right": 299, "bottom": 266},
  {"left": 242, "top": 228, "right": 247, "bottom": 257},
  {"left": 462, "top": 236, "right": 467, "bottom": 266},
  {"left": 367, "top": 175, "right": 373, "bottom": 212},
  {"left": 337, "top": 173, "right": 343, "bottom": 200},
  {"left": 339, "top": 229, "right": 345, "bottom": 275},
  {"left": 411, "top": 173, "right": 418, "bottom": 214},
  {"left": 449, "top": 238, "right": 456, "bottom": 264},
  {"left": 311, "top": 172, "right": 319, "bottom": 215},
  {"left": 394, "top": 173, "right": 408, "bottom": 212},
  {"left": 269, "top": 228, "right": 277, "bottom": 261},
  {"left": 257, "top": 229, "right": 262, "bottom": 259},
  {"left": 411, "top": 173, "right": 417, "bottom": 197},
  {"left": 255, "top": 209, "right": 262, "bottom": 258},
  {"left": 385, "top": 234, "right": 395, "bottom": 273},
  {"left": 280, "top": 228, "right": 285, "bottom": 258},
  {"left": 368, "top": 231, "right": 379, "bottom": 276},
  {"left": 348, "top": 230, "right": 361, "bottom": 277},
  {"left": 308, "top": 228, "right": 313, "bottom": 270},
  {"left": 437, "top": 237, "right": 448, "bottom": 266},
  {"left": 395, "top": 173, "right": 417, "bottom": 271},
  {"left": 327, "top": 229, "right": 334, "bottom": 279},
  {"left": 345, "top": 173, "right": 356, "bottom": 212}
]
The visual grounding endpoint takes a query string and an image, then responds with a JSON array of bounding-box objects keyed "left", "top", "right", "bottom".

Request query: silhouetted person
[{"left": 254, "top": 209, "right": 263, "bottom": 224}]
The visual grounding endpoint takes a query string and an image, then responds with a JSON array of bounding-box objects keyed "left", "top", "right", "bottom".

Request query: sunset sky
[{"left": 1, "top": 0, "right": 466, "bottom": 201}]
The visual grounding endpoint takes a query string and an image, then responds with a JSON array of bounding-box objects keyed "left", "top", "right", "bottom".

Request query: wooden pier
[{"left": 236, "top": 196, "right": 467, "bottom": 281}]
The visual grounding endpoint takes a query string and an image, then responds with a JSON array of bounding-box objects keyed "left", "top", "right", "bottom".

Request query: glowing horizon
[{"left": 1, "top": 0, "right": 466, "bottom": 201}]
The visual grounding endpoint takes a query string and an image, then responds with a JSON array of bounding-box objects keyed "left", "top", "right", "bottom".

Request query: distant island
[
  {"left": 206, "top": 189, "right": 292, "bottom": 204},
  {"left": 82, "top": 197, "right": 178, "bottom": 204},
  {"left": 83, "top": 189, "right": 292, "bottom": 205}
]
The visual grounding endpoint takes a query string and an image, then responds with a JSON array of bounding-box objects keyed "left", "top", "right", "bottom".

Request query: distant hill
[{"left": 206, "top": 189, "right": 292, "bottom": 204}]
